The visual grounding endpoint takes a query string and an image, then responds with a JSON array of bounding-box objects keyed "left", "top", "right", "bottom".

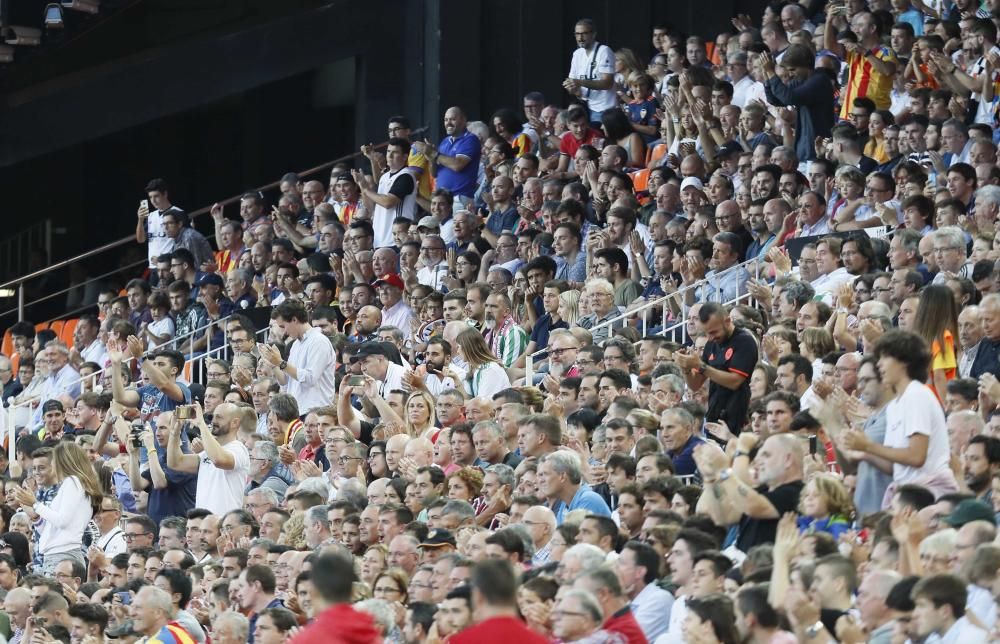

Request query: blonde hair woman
[
  {"left": 446, "top": 328, "right": 510, "bottom": 400},
  {"left": 404, "top": 390, "right": 438, "bottom": 441},
  {"left": 559, "top": 290, "right": 581, "bottom": 326},
  {"left": 12, "top": 442, "right": 102, "bottom": 575}
]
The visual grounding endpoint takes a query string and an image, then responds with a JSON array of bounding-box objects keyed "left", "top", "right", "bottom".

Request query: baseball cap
[
  {"left": 196, "top": 273, "right": 224, "bottom": 288},
  {"left": 373, "top": 273, "right": 405, "bottom": 290},
  {"left": 680, "top": 177, "right": 707, "bottom": 194},
  {"left": 417, "top": 216, "right": 440, "bottom": 230},
  {"left": 716, "top": 141, "right": 743, "bottom": 158},
  {"left": 943, "top": 499, "right": 995, "bottom": 528},
  {"left": 419, "top": 529, "right": 457, "bottom": 549},
  {"left": 350, "top": 342, "right": 391, "bottom": 363}
]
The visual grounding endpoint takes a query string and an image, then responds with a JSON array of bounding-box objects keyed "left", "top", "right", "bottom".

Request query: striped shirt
[
  {"left": 840, "top": 45, "right": 898, "bottom": 119},
  {"left": 485, "top": 316, "right": 528, "bottom": 368}
]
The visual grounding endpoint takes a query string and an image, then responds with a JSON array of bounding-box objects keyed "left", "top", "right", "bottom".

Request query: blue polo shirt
[
  {"left": 437, "top": 130, "right": 481, "bottom": 198},
  {"left": 486, "top": 205, "right": 519, "bottom": 236},
  {"left": 668, "top": 434, "right": 705, "bottom": 478},
  {"left": 529, "top": 314, "right": 566, "bottom": 360},
  {"left": 555, "top": 483, "right": 612, "bottom": 525}
]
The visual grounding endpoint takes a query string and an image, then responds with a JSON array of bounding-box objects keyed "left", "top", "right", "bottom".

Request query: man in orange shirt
[{"left": 825, "top": 9, "right": 898, "bottom": 119}]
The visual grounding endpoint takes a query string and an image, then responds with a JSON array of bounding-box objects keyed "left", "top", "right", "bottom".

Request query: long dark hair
[{"left": 911, "top": 284, "right": 959, "bottom": 359}]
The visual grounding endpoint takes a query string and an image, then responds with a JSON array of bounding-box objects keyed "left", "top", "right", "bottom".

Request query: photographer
[{"left": 126, "top": 411, "right": 197, "bottom": 526}]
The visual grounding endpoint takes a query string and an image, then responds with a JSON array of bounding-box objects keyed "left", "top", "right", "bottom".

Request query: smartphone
[
  {"left": 116, "top": 591, "right": 131, "bottom": 606},
  {"left": 140, "top": 199, "right": 149, "bottom": 210},
  {"left": 176, "top": 406, "right": 193, "bottom": 420},
  {"left": 347, "top": 375, "right": 365, "bottom": 387},
  {"left": 809, "top": 434, "right": 818, "bottom": 455},
  {"left": 130, "top": 421, "right": 144, "bottom": 448}
]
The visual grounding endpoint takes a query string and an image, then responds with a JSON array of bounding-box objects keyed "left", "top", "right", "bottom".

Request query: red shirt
[
  {"left": 449, "top": 616, "right": 548, "bottom": 644},
  {"left": 604, "top": 606, "right": 649, "bottom": 644},
  {"left": 559, "top": 128, "right": 603, "bottom": 158}
]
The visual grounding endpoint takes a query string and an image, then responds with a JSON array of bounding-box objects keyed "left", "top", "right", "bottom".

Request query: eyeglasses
[
  {"left": 549, "top": 347, "right": 576, "bottom": 356},
  {"left": 125, "top": 532, "right": 150, "bottom": 540},
  {"left": 552, "top": 610, "right": 589, "bottom": 619},
  {"left": 338, "top": 456, "right": 362, "bottom": 464}
]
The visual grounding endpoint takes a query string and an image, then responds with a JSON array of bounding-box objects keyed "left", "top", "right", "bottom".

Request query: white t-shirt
[
  {"left": 569, "top": 43, "right": 616, "bottom": 113},
  {"left": 373, "top": 168, "right": 418, "bottom": 248},
  {"left": 465, "top": 362, "right": 511, "bottom": 400},
  {"left": 884, "top": 380, "right": 951, "bottom": 486},
  {"left": 145, "top": 209, "right": 178, "bottom": 267},
  {"left": 195, "top": 440, "right": 251, "bottom": 516}
]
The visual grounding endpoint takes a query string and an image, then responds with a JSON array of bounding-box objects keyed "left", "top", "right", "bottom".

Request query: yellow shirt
[{"left": 840, "top": 45, "right": 898, "bottom": 119}]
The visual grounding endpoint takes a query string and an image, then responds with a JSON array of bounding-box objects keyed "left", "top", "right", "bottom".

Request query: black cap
[
  {"left": 419, "top": 529, "right": 457, "bottom": 548},
  {"left": 350, "top": 342, "right": 391, "bottom": 362},
  {"left": 41, "top": 400, "right": 64, "bottom": 414},
  {"left": 196, "top": 273, "right": 224, "bottom": 288}
]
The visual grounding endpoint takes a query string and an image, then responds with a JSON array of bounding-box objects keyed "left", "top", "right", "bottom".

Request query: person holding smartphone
[{"left": 135, "top": 178, "right": 183, "bottom": 270}]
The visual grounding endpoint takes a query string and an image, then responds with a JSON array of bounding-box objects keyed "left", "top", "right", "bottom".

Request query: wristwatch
[
  {"left": 696, "top": 360, "right": 708, "bottom": 376},
  {"left": 805, "top": 621, "right": 825, "bottom": 638},
  {"left": 278, "top": 360, "right": 287, "bottom": 371}
]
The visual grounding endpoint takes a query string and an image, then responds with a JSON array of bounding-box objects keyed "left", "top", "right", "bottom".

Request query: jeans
[{"left": 40, "top": 549, "right": 85, "bottom": 577}]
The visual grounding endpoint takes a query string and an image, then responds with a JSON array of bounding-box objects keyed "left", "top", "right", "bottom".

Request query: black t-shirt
[
  {"left": 701, "top": 327, "right": 757, "bottom": 427},
  {"left": 736, "top": 480, "right": 804, "bottom": 553}
]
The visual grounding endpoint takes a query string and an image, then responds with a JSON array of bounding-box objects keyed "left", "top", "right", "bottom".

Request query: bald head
[
  {"left": 387, "top": 434, "right": 409, "bottom": 451},
  {"left": 404, "top": 437, "right": 434, "bottom": 467},
  {"left": 523, "top": 505, "right": 556, "bottom": 530},
  {"left": 444, "top": 107, "right": 468, "bottom": 135}
]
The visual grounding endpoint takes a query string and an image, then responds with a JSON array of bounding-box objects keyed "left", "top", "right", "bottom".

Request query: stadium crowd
[{"left": 5, "top": 0, "right": 1000, "bottom": 642}]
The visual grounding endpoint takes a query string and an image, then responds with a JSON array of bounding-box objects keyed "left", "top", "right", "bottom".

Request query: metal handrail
[
  {"left": 3, "top": 324, "right": 271, "bottom": 462},
  {"left": 524, "top": 255, "right": 762, "bottom": 382},
  {"left": 1, "top": 128, "right": 426, "bottom": 323}
]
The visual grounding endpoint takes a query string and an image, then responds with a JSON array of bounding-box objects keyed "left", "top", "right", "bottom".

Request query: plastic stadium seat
[
  {"left": 48, "top": 320, "right": 64, "bottom": 339},
  {"left": 10, "top": 352, "right": 19, "bottom": 375},
  {"left": 61, "top": 319, "right": 80, "bottom": 346},
  {"left": 1, "top": 330, "right": 11, "bottom": 357},
  {"left": 34, "top": 322, "right": 49, "bottom": 333}
]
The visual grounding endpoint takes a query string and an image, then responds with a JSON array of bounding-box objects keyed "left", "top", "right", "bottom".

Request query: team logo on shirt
[{"left": 725, "top": 348, "right": 734, "bottom": 361}]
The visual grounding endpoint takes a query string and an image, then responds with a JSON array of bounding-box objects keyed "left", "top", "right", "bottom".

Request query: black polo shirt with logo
[{"left": 701, "top": 326, "right": 757, "bottom": 427}]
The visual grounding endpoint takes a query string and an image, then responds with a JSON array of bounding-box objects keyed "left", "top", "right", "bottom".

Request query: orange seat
[
  {"left": 183, "top": 360, "right": 193, "bottom": 382},
  {"left": 61, "top": 319, "right": 79, "bottom": 346},
  {"left": 34, "top": 322, "right": 49, "bottom": 333},
  {"left": 48, "top": 320, "right": 64, "bottom": 340},
  {"left": 1, "top": 330, "right": 11, "bottom": 357},
  {"left": 10, "top": 352, "right": 19, "bottom": 375}
]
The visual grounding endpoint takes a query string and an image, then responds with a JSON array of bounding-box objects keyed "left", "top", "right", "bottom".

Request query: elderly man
[
  {"left": 856, "top": 570, "right": 902, "bottom": 643},
  {"left": 658, "top": 408, "right": 705, "bottom": 478},
  {"left": 959, "top": 306, "right": 983, "bottom": 377},
  {"left": 32, "top": 342, "right": 80, "bottom": 426},
  {"left": 538, "top": 451, "right": 611, "bottom": 525},
  {"left": 484, "top": 292, "right": 528, "bottom": 368},
  {"left": 971, "top": 294, "right": 1000, "bottom": 379},
  {"left": 388, "top": 534, "right": 421, "bottom": 577},
  {"left": 574, "top": 279, "right": 622, "bottom": 344},
  {"left": 521, "top": 505, "right": 557, "bottom": 566},
  {"left": 932, "top": 226, "right": 974, "bottom": 284},
  {"left": 131, "top": 586, "right": 190, "bottom": 641},
  {"left": 552, "top": 590, "right": 612, "bottom": 643}
]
